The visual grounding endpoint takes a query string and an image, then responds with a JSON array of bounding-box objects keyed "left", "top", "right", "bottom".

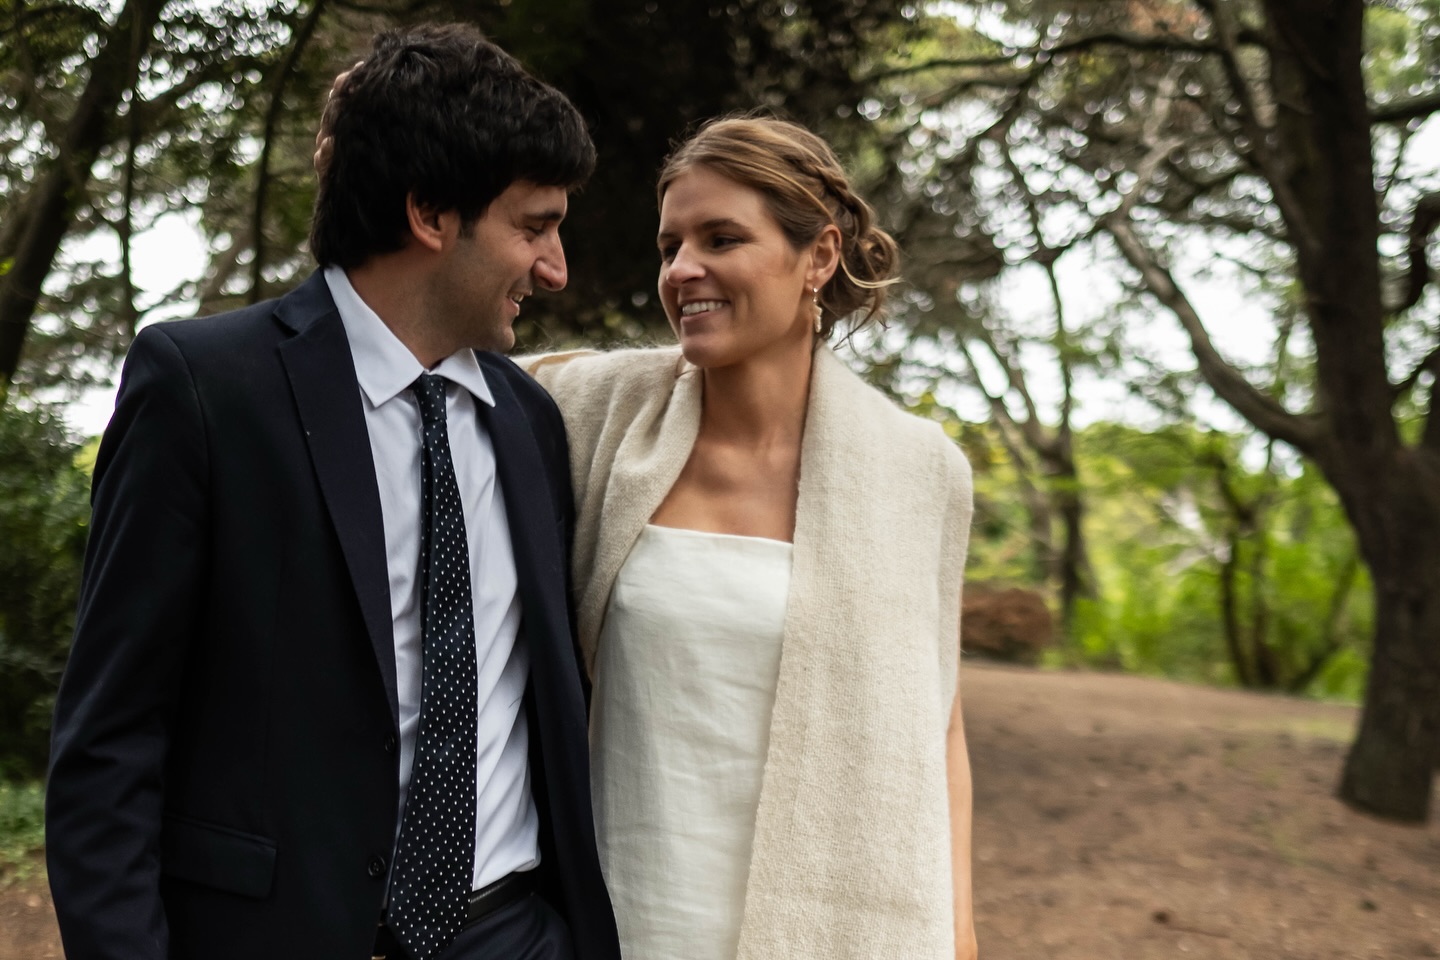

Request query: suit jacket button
[
  {"left": 368, "top": 855, "right": 387, "bottom": 878},
  {"left": 383, "top": 733, "right": 398, "bottom": 754}
]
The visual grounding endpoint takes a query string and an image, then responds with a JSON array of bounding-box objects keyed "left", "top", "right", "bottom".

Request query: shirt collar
[{"left": 324, "top": 265, "right": 495, "bottom": 408}]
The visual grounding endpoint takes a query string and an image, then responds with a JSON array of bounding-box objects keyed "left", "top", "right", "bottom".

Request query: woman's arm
[{"left": 948, "top": 646, "right": 978, "bottom": 960}]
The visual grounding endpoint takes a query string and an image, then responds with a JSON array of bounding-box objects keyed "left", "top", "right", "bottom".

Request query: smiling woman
[
  {"left": 655, "top": 116, "right": 899, "bottom": 346},
  {"left": 655, "top": 164, "right": 822, "bottom": 372},
  {"left": 526, "top": 116, "right": 978, "bottom": 960}
]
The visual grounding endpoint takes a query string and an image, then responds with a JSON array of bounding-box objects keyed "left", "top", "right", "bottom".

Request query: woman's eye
[
  {"left": 711, "top": 235, "right": 739, "bottom": 249},
  {"left": 659, "top": 244, "right": 679, "bottom": 262}
]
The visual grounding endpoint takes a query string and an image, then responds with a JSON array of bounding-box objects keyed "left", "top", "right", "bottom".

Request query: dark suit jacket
[{"left": 46, "top": 273, "right": 620, "bottom": 960}]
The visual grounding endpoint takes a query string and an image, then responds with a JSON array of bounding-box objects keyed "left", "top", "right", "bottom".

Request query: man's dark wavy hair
[{"left": 309, "top": 23, "right": 596, "bottom": 268}]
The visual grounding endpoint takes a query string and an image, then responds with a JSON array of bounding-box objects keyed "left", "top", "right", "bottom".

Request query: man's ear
[
  {"left": 806, "top": 223, "right": 843, "bottom": 289},
  {"left": 405, "top": 193, "right": 454, "bottom": 253}
]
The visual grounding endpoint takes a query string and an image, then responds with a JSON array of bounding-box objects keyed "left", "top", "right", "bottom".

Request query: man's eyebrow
[
  {"left": 656, "top": 217, "right": 745, "bottom": 243},
  {"left": 525, "top": 209, "right": 566, "bottom": 224}
]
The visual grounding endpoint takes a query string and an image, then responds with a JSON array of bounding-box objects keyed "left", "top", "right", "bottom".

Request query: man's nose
[{"left": 534, "top": 236, "right": 567, "bottom": 292}]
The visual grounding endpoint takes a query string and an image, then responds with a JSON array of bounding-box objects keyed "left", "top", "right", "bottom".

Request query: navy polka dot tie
[{"left": 388, "top": 374, "right": 478, "bottom": 960}]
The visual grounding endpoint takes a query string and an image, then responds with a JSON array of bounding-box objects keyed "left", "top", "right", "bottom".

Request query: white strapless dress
[{"left": 591, "top": 523, "right": 793, "bottom": 960}]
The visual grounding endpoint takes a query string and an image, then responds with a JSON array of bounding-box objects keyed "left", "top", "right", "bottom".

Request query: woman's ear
[
  {"left": 405, "top": 193, "right": 454, "bottom": 253},
  {"left": 807, "top": 223, "right": 843, "bottom": 289}
]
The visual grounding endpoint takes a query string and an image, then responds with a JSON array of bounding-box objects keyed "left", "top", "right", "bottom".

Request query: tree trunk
[
  {"left": 1051, "top": 463, "right": 1094, "bottom": 637},
  {"left": 1217, "top": 531, "right": 1256, "bottom": 687},
  {"left": 1258, "top": 0, "right": 1439, "bottom": 820},
  {"left": 1336, "top": 457, "right": 1440, "bottom": 821},
  {"left": 1247, "top": 531, "right": 1280, "bottom": 688},
  {"left": 0, "top": 0, "right": 166, "bottom": 386}
]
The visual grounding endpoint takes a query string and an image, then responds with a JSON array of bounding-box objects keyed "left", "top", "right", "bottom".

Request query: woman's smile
[{"left": 679, "top": 299, "right": 728, "bottom": 318}]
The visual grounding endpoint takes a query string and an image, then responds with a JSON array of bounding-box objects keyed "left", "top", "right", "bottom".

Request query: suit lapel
[
  {"left": 473, "top": 371, "right": 568, "bottom": 688},
  {"left": 276, "top": 273, "right": 398, "bottom": 724},
  {"left": 473, "top": 367, "right": 587, "bottom": 847},
  {"left": 478, "top": 360, "right": 620, "bottom": 951}
]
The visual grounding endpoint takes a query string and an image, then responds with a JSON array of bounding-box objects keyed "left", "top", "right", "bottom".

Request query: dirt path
[
  {"left": 5, "top": 663, "right": 1437, "bottom": 959},
  {"left": 964, "top": 663, "right": 1440, "bottom": 959}
]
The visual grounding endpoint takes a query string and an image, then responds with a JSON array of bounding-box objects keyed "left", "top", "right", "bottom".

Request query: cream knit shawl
[{"left": 526, "top": 345, "right": 974, "bottom": 960}]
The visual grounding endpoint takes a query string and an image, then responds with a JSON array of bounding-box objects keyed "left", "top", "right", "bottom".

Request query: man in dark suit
[{"left": 46, "top": 24, "right": 620, "bottom": 960}]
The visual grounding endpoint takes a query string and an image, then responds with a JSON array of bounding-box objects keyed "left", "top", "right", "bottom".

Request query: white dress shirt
[{"left": 325, "top": 267, "right": 539, "bottom": 890}]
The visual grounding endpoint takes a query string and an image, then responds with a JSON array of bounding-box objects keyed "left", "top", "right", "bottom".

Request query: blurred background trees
[
  {"left": 1, "top": 0, "right": 1437, "bottom": 820},
  {"left": 0, "top": 405, "right": 89, "bottom": 780},
  {"left": 857, "top": 0, "right": 1440, "bottom": 820}
]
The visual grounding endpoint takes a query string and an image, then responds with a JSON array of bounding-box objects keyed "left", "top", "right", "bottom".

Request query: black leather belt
[
  {"left": 373, "top": 871, "right": 537, "bottom": 959},
  {"left": 465, "top": 869, "right": 535, "bottom": 926}
]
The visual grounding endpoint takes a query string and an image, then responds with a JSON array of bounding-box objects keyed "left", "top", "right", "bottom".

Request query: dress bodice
[{"left": 590, "top": 524, "right": 793, "bottom": 960}]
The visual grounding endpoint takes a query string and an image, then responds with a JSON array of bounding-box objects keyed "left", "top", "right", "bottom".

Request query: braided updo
[{"left": 656, "top": 116, "right": 900, "bottom": 337}]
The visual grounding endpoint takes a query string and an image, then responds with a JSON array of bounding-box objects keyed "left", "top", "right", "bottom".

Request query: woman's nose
[{"left": 664, "top": 245, "right": 704, "bottom": 284}]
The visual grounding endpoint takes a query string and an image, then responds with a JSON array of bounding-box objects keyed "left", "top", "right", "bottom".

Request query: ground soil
[{"left": 4, "top": 662, "right": 1438, "bottom": 959}]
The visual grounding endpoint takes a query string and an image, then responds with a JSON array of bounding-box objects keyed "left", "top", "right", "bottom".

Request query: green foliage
[
  {"left": 0, "top": 780, "right": 45, "bottom": 883},
  {"left": 1363, "top": 0, "right": 1440, "bottom": 100},
  {"left": 0, "top": 403, "right": 91, "bottom": 779},
  {"left": 945, "top": 419, "right": 1047, "bottom": 586},
  {"left": 1096, "top": 425, "right": 1370, "bottom": 700},
  {"left": 961, "top": 420, "right": 1372, "bottom": 701}
]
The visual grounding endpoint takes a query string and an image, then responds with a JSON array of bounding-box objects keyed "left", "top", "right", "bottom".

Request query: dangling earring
[{"left": 812, "top": 287, "right": 823, "bottom": 335}]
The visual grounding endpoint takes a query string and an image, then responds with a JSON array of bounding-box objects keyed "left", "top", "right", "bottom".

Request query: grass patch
[{"left": 0, "top": 780, "right": 45, "bottom": 886}]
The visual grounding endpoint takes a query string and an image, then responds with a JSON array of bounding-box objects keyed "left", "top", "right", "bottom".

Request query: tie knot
[{"left": 413, "top": 374, "right": 447, "bottom": 427}]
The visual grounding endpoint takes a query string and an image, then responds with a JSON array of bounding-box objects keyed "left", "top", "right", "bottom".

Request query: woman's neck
[{"left": 697, "top": 336, "right": 814, "bottom": 449}]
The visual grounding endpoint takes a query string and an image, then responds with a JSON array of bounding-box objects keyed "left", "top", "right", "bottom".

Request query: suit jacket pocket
[{"left": 160, "top": 813, "right": 277, "bottom": 899}]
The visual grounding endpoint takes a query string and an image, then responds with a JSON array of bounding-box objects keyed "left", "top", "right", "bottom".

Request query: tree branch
[
  {"left": 0, "top": 0, "right": 167, "bottom": 386},
  {"left": 0, "top": 2, "right": 107, "bottom": 39},
  {"left": 119, "top": 106, "right": 139, "bottom": 333},
  {"left": 191, "top": 229, "right": 251, "bottom": 315},
  {"left": 1370, "top": 90, "right": 1440, "bottom": 125},
  {"left": 956, "top": 339, "right": 1031, "bottom": 465},
  {"left": 1168, "top": 210, "right": 1287, "bottom": 242},
  {"left": 999, "top": 143, "right": 1078, "bottom": 437},
  {"left": 331, "top": 0, "right": 433, "bottom": 14},
  {"left": 1393, "top": 345, "right": 1440, "bottom": 404},
  {"left": 1422, "top": 396, "right": 1440, "bottom": 451},
  {"left": 1114, "top": 69, "right": 1186, "bottom": 222},
  {"left": 118, "top": 2, "right": 146, "bottom": 335},
  {"left": 974, "top": 325, "right": 1053, "bottom": 455},
  {"left": 1390, "top": 191, "right": 1440, "bottom": 315},
  {"left": 1105, "top": 217, "right": 1322, "bottom": 456},
  {"left": 1205, "top": 448, "right": 1259, "bottom": 687},
  {"left": 955, "top": 339, "right": 1057, "bottom": 578},
  {"left": 132, "top": 54, "right": 272, "bottom": 130},
  {"left": 248, "top": 0, "right": 326, "bottom": 304},
  {"left": 865, "top": 30, "right": 1220, "bottom": 84},
  {"left": 1194, "top": 0, "right": 1323, "bottom": 264}
]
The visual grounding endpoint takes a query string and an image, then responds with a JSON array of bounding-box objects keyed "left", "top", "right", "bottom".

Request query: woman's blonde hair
[{"left": 656, "top": 115, "right": 900, "bottom": 337}]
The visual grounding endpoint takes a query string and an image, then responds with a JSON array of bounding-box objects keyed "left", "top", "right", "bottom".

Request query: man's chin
[{"left": 471, "top": 323, "right": 516, "bottom": 354}]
